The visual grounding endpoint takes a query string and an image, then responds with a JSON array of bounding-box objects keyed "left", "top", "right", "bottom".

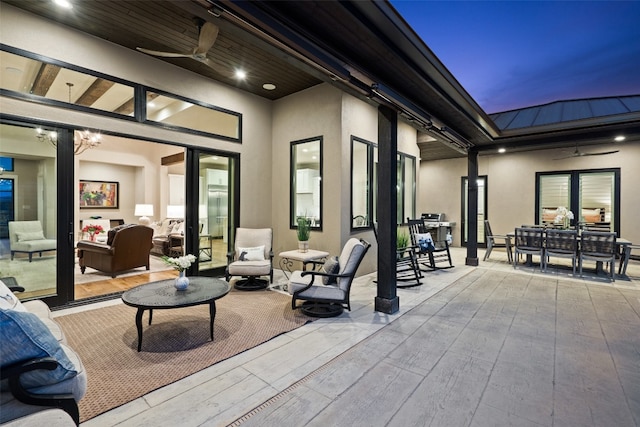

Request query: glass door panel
[
  {"left": 462, "top": 176, "right": 486, "bottom": 245},
  {"left": 198, "top": 153, "right": 235, "bottom": 274},
  {"left": 0, "top": 123, "right": 57, "bottom": 300},
  {"left": 579, "top": 172, "right": 614, "bottom": 230}
]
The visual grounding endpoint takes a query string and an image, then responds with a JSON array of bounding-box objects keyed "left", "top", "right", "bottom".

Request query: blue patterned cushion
[{"left": 0, "top": 309, "right": 78, "bottom": 391}]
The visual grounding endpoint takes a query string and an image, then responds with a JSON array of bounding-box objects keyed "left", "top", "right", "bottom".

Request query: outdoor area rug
[{"left": 55, "top": 288, "right": 312, "bottom": 422}]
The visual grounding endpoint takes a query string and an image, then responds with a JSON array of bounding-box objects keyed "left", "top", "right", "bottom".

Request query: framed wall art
[{"left": 79, "top": 180, "right": 119, "bottom": 209}]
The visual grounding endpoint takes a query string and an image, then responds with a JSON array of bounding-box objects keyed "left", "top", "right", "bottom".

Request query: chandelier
[
  {"left": 35, "top": 82, "right": 102, "bottom": 154},
  {"left": 36, "top": 128, "right": 102, "bottom": 155}
]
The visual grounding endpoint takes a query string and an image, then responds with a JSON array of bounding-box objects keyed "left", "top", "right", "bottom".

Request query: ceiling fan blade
[
  {"left": 198, "top": 57, "right": 232, "bottom": 76},
  {"left": 136, "top": 47, "right": 193, "bottom": 58},
  {"left": 194, "top": 22, "right": 219, "bottom": 55},
  {"left": 582, "top": 150, "right": 620, "bottom": 156}
]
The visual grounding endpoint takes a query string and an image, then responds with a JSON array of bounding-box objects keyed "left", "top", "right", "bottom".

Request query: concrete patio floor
[{"left": 60, "top": 247, "right": 640, "bottom": 427}]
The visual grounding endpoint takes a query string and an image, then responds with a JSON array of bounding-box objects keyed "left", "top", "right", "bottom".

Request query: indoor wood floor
[{"left": 74, "top": 270, "right": 178, "bottom": 300}]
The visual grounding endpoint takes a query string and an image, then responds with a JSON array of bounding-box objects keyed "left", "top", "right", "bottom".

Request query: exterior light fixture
[
  {"left": 498, "top": 148, "right": 506, "bottom": 153},
  {"left": 235, "top": 70, "right": 247, "bottom": 79},
  {"left": 614, "top": 135, "right": 625, "bottom": 142},
  {"left": 53, "top": 0, "right": 73, "bottom": 9}
]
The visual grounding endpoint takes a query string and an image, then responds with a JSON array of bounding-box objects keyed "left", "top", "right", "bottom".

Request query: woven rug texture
[{"left": 56, "top": 288, "right": 311, "bottom": 422}]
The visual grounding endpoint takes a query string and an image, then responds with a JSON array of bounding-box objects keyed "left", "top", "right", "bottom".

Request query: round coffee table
[{"left": 121, "top": 276, "right": 230, "bottom": 351}]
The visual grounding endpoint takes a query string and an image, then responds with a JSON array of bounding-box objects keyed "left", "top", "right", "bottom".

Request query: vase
[
  {"left": 298, "top": 240, "right": 309, "bottom": 253},
  {"left": 89, "top": 233, "right": 96, "bottom": 242},
  {"left": 174, "top": 271, "right": 189, "bottom": 291}
]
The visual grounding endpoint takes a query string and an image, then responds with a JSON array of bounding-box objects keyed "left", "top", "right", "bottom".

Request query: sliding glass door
[
  {"left": 0, "top": 122, "right": 60, "bottom": 301},
  {"left": 194, "top": 151, "right": 238, "bottom": 276}
]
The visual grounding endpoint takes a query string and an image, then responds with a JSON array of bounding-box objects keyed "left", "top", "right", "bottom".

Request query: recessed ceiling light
[
  {"left": 262, "top": 83, "right": 276, "bottom": 90},
  {"left": 498, "top": 148, "right": 506, "bottom": 153},
  {"left": 235, "top": 70, "right": 247, "bottom": 79},
  {"left": 614, "top": 135, "right": 625, "bottom": 142},
  {"left": 53, "top": 0, "right": 73, "bottom": 9}
]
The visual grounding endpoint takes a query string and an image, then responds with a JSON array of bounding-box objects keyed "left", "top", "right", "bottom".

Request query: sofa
[
  {"left": 150, "top": 219, "right": 184, "bottom": 256},
  {"left": 8, "top": 221, "right": 57, "bottom": 262},
  {"left": 0, "top": 278, "right": 86, "bottom": 425},
  {"left": 77, "top": 224, "right": 153, "bottom": 278}
]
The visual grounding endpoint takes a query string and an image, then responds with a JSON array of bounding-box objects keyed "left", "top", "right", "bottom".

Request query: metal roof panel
[
  {"left": 533, "top": 102, "right": 563, "bottom": 126},
  {"left": 561, "top": 100, "right": 592, "bottom": 121},
  {"left": 507, "top": 107, "right": 540, "bottom": 129},
  {"left": 589, "top": 98, "right": 629, "bottom": 116}
]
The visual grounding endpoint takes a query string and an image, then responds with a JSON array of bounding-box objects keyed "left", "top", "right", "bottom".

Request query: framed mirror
[{"left": 290, "top": 137, "right": 322, "bottom": 230}]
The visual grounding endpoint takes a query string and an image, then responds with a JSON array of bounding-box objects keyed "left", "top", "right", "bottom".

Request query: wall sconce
[{"left": 134, "top": 204, "right": 154, "bottom": 225}]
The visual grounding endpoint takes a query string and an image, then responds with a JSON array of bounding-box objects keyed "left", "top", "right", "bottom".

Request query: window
[
  {"left": 1, "top": 47, "right": 242, "bottom": 141},
  {"left": 536, "top": 169, "right": 620, "bottom": 233},
  {"left": 145, "top": 90, "right": 241, "bottom": 141},
  {"left": 399, "top": 154, "right": 416, "bottom": 224},
  {"left": 350, "top": 136, "right": 415, "bottom": 229},
  {"left": 0, "top": 157, "right": 14, "bottom": 172},
  {"left": 1, "top": 49, "right": 134, "bottom": 117},
  {"left": 351, "top": 137, "right": 373, "bottom": 229},
  {"left": 291, "top": 137, "right": 322, "bottom": 229}
]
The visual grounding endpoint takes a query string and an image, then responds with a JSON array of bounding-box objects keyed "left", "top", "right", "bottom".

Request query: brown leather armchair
[{"left": 77, "top": 224, "right": 153, "bottom": 278}]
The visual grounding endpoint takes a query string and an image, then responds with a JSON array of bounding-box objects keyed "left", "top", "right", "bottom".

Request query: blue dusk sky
[{"left": 390, "top": 0, "right": 640, "bottom": 114}]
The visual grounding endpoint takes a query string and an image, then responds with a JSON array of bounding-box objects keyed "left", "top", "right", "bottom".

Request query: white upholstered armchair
[{"left": 225, "top": 228, "right": 274, "bottom": 290}]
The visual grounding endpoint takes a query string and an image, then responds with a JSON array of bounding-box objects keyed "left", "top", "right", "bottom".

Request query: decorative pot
[
  {"left": 298, "top": 240, "right": 309, "bottom": 253},
  {"left": 174, "top": 271, "right": 189, "bottom": 291}
]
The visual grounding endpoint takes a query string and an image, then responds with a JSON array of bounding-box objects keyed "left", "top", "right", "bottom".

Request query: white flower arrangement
[
  {"left": 554, "top": 206, "right": 574, "bottom": 228},
  {"left": 162, "top": 254, "right": 197, "bottom": 272}
]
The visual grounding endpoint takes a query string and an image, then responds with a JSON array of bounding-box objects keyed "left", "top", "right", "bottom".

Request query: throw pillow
[
  {"left": 415, "top": 232, "right": 435, "bottom": 252},
  {"left": 238, "top": 246, "right": 265, "bottom": 261},
  {"left": 321, "top": 256, "right": 339, "bottom": 285},
  {"left": 0, "top": 309, "right": 78, "bottom": 391},
  {"left": 16, "top": 230, "right": 45, "bottom": 242}
]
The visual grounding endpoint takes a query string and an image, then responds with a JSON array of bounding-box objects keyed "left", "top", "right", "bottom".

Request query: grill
[{"left": 421, "top": 213, "right": 455, "bottom": 243}]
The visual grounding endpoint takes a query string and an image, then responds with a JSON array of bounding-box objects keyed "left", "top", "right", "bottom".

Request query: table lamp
[
  {"left": 134, "top": 204, "right": 154, "bottom": 226},
  {"left": 166, "top": 205, "right": 185, "bottom": 219}
]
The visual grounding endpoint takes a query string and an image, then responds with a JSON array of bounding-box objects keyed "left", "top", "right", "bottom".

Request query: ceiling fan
[
  {"left": 553, "top": 142, "right": 619, "bottom": 160},
  {"left": 136, "top": 19, "right": 228, "bottom": 75}
]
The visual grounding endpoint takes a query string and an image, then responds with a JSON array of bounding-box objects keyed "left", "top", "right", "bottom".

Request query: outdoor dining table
[{"left": 506, "top": 231, "right": 632, "bottom": 276}]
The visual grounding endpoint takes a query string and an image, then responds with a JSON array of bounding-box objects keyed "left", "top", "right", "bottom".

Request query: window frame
[
  {"left": 290, "top": 136, "right": 323, "bottom": 231},
  {"left": 0, "top": 45, "right": 242, "bottom": 143}
]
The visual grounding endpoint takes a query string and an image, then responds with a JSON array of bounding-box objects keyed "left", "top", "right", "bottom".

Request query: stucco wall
[
  {"left": 420, "top": 141, "right": 640, "bottom": 248},
  {"left": 0, "top": 4, "right": 273, "bottom": 230},
  {"left": 271, "top": 84, "right": 343, "bottom": 258}
]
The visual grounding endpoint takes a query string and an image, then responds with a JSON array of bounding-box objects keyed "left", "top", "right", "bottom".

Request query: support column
[
  {"left": 466, "top": 149, "right": 479, "bottom": 266},
  {"left": 375, "top": 105, "right": 399, "bottom": 314}
]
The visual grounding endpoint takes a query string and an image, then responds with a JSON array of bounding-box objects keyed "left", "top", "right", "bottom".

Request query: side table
[{"left": 278, "top": 249, "right": 330, "bottom": 281}]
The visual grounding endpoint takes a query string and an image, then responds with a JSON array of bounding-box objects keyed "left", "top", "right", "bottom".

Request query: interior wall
[{"left": 420, "top": 141, "right": 640, "bottom": 248}]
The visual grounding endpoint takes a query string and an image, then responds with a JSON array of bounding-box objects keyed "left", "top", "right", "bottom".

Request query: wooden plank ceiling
[{"left": 3, "top": 0, "right": 322, "bottom": 101}]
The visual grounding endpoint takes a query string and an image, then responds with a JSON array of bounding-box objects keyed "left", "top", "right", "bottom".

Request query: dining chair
[
  {"left": 544, "top": 229, "right": 578, "bottom": 274},
  {"left": 579, "top": 231, "right": 616, "bottom": 282},
  {"left": 483, "top": 220, "right": 513, "bottom": 263},
  {"left": 513, "top": 227, "right": 544, "bottom": 270},
  {"left": 618, "top": 244, "right": 639, "bottom": 276}
]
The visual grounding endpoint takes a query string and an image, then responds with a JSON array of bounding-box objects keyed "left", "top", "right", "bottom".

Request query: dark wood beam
[
  {"left": 30, "top": 63, "right": 61, "bottom": 97},
  {"left": 75, "top": 78, "right": 115, "bottom": 107},
  {"left": 161, "top": 152, "right": 184, "bottom": 165}
]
